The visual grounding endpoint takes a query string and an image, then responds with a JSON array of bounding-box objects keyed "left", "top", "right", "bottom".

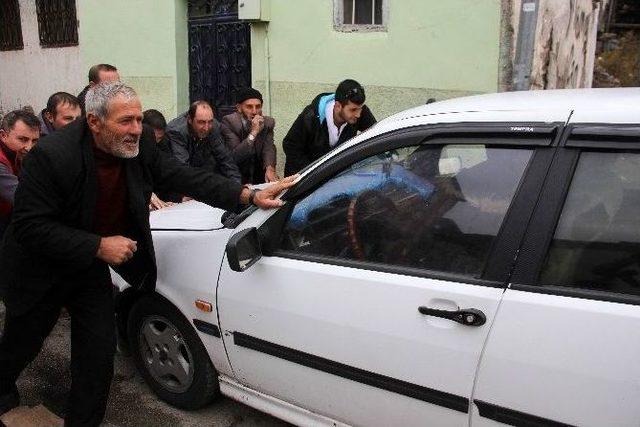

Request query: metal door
[{"left": 188, "top": 0, "right": 251, "bottom": 119}]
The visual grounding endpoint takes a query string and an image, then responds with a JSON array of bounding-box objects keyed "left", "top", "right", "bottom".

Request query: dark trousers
[{"left": 0, "top": 278, "right": 116, "bottom": 426}]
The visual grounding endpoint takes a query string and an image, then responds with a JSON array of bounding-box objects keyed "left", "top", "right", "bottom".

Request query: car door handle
[{"left": 418, "top": 306, "right": 486, "bottom": 327}]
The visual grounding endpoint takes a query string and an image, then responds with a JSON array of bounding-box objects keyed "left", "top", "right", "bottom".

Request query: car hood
[{"left": 150, "top": 200, "right": 226, "bottom": 230}]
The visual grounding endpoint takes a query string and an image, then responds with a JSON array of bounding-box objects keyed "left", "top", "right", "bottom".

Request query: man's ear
[
  {"left": 86, "top": 113, "right": 102, "bottom": 134},
  {"left": 44, "top": 111, "right": 54, "bottom": 125},
  {"left": 0, "top": 129, "right": 7, "bottom": 143}
]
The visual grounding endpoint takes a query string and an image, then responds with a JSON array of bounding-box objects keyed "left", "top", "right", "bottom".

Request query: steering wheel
[{"left": 346, "top": 190, "right": 401, "bottom": 262}]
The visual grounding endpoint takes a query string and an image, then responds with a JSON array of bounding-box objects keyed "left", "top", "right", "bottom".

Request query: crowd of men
[{"left": 0, "top": 62, "right": 376, "bottom": 426}]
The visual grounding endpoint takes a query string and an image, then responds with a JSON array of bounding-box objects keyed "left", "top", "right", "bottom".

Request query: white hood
[{"left": 149, "top": 200, "right": 226, "bottom": 230}]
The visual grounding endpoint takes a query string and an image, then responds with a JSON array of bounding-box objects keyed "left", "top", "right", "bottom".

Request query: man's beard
[{"left": 102, "top": 128, "right": 140, "bottom": 158}]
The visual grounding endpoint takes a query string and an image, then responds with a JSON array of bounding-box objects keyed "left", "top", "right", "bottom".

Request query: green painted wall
[
  {"left": 77, "top": 0, "right": 189, "bottom": 119},
  {"left": 77, "top": 0, "right": 502, "bottom": 174},
  {"left": 251, "top": 0, "right": 502, "bottom": 173}
]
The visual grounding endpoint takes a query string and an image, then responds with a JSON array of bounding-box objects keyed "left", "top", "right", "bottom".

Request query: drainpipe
[
  {"left": 513, "top": 0, "right": 539, "bottom": 91},
  {"left": 264, "top": 24, "right": 272, "bottom": 116}
]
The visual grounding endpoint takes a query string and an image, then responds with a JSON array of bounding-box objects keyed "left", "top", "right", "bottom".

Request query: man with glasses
[{"left": 283, "top": 79, "right": 376, "bottom": 175}]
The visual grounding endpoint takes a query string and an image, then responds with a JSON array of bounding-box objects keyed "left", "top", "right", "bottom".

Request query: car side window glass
[
  {"left": 280, "top": 144, "right": 532, "bottom": 278},
  {"left": 540, "top": 151, "right": 640, "bottom": 295}
]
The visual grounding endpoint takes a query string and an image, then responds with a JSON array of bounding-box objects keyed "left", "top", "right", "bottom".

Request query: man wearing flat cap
[{"left": 221, "top": 88, "right": 278, "bottom": 184}]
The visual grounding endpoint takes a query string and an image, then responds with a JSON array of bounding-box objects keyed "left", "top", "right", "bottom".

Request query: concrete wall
[
  {"left": 0, "top": 0, "right": 84, "bottom": 116},
  {"left": 77, "top": 0, "right": 189, "bottom": 119},
  {"left": 251, "top": 0, "right": 503, "bottom": 170},
  {"left": 510, "top": 0, "right": 602, "bottom": 89}
]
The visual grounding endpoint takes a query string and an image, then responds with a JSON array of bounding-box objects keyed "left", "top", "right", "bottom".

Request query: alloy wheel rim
[{"left": 138, "top": 315, "right": 195, "bottom": 393}]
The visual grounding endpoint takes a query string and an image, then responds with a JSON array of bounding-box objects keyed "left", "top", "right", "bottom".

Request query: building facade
[
  {"left": 0, "top": 0, "right": 188, "bottom": 120},
  {"left": 0, "top": 0, "right": 605, "bottom": 170}
]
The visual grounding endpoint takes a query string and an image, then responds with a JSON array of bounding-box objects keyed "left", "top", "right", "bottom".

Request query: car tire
[{"left": 127, "top": 294, "right": 220, "bottom": 410}]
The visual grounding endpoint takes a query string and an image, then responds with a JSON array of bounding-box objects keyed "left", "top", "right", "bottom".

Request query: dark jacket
[
  {"left": 38, "top": 109, "right": 55, "bottom": 137},
  {"left": 283, "top": 93, "right": 376, "bottom": 176},
  {"left": 221, "top": 112, "right": 276, "bottom": 184},
  {"left": 0, "top": 118, "right": 243, "bottom": 315},
  {"left": 77, "top": 84, "right": 90, "bottom": 115},
  {"left": 166, "top": 113, "right": 242, "bottom": 183}
]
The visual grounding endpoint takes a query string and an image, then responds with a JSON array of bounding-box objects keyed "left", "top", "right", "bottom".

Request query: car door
[
  {"left": 471, "top": 124, "right": 640, "bottom": 426},
  {"left": 218, "top": 123, "right": 560, "bottom": 426}
]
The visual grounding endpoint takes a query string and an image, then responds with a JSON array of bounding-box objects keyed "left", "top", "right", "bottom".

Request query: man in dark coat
[
  {"left": 167, "top": 101, "right": 242, "bottom": 184},
  {"left": 0, "top": 82, "right": 293, "bottom": 426},
  {"left": 221, "top": 88, "right": 278, "bottom": 185},
  {"left": 283, "top": 79, "right": 376, "bottom": 176},
  {"left": 142, "top": 109, "right": 177, "bottom": 207}
]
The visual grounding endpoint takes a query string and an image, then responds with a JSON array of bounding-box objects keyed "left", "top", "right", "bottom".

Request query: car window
[
  {"left": 280, "top": 144, "right": 532, "bottom": 278},
  {"left": 540, "top": 151, "right": 640, "bottom": 295}
]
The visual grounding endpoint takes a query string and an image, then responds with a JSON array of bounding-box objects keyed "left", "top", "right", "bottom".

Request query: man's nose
[
  {"left": 131, "top": 121, "right": 143, "bottom": 135},
  {"left": 25, "top": 141, "right": 35, "bottom": 151}
]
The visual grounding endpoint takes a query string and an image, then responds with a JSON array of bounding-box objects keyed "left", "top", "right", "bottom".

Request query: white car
[{"left": 113, "top": 88, "right": 640, "bottom": 427}]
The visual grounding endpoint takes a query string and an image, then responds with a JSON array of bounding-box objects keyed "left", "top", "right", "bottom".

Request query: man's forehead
[
  {"left": 344, "top": 101, "right": 363, "bottom": 109},
  {"left": 56, "top": 102, "right": 81, "bottom": 112},
  {"left": 10, "top": 120, "right": 40, "bottom": 134},
  {"left": 98, "top": 69, "right": 119, "bottom": 81},
  {"left": 195, "top": 105, "right": 214, "bottom": 119},
  {"left": 241, "top": 98, "right": 262, "bottom": 106},
  {"left": 106, "top": 95, "right": 142, "bottom": 116}
]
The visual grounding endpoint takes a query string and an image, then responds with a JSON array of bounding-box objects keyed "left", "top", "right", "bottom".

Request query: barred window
[
  {"left": 36, "top": 0, "right": 79, "bottom": 48},
  {"left": 0, "top": 0, "right": 24, "bottom": 51},
  {"left": 335, "top": 0, "right": 387, "bottom": 31}
]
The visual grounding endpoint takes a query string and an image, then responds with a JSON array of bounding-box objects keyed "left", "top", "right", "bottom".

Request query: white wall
[{"left": 0, "top": 0, "right": 84, "bottom": 116}]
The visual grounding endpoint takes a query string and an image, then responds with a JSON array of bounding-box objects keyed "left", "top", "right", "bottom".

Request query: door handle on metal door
[{"left": 418, "top": 306, "right": 486, "bottom": 327}]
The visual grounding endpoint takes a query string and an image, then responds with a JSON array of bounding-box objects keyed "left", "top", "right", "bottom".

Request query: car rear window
[{"left": 540, "top": 151, "right": 640, "bottom": 295}]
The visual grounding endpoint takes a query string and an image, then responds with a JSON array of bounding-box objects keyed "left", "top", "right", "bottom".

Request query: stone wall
[{"left": 509, "top": 0, "right": 606, "bottom": 89}]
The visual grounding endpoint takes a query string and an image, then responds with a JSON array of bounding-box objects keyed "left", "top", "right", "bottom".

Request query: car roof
[
  {"left": 383, "top": 87, "right": 640, "bottom": 124},
  {"left": 297, "top": 88, "right": 640, "bottom": 180}
]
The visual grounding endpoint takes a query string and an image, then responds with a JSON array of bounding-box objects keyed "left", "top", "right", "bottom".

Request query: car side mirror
[{"left": 226, "top": 227, "right": 262, "bottom": 272}]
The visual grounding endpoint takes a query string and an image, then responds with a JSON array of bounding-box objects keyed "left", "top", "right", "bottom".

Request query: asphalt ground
[{"left": 0, "top": 302, "right": 290, "bottom": 427}]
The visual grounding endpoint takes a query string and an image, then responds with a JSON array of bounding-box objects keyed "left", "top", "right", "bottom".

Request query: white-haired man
[{"left": 0, "top": 82, "right": 295, "bottom": 425}]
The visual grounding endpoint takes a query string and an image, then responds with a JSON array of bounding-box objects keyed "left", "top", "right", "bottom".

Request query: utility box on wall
[{"left": 238, "top": 0, "right": 270, "bottom": 21}]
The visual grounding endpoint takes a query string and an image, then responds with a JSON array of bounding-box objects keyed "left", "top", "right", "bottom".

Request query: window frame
[
  {"left": 35, "top": 0, "right": 79, "bottom": 48},
  {"left": 260, "top": 122, "right": 562, "bottom": 288},
  {"left": 0, "top": 0, "right": 24, "bottom": 51},
  {"left": 510, "top": 123, "right": 640, "bottom": 306},
  {"left": 333, "top": 0, "right": 388, "bottom": 32}
]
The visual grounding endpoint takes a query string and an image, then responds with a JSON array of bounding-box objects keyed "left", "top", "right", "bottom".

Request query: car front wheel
[{"left": 127, "top": 294, "right": 220, "bottom": 409}]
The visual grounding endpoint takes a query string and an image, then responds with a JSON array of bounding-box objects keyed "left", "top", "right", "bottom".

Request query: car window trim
[
  {"left": 509, "top": 146, "right": 580, "bottom": 285},
  {"left": 568, "top": 123, "right": 640, "bottom": 142},
  {"left": 509, "top": 283, "right": 640, "bottom": 307},
  {"left": 284, "top": 122, "right": 562, "bottom": 202}
]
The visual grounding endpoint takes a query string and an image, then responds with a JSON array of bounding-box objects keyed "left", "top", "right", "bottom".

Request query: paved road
[{"left": 0, "top": 303, "right": 290, "bottom": 426}]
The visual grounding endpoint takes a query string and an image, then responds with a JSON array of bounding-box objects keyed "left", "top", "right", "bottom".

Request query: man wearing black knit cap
[{"left": 220, "top": 88, "right": 277, "bottom": 184}]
